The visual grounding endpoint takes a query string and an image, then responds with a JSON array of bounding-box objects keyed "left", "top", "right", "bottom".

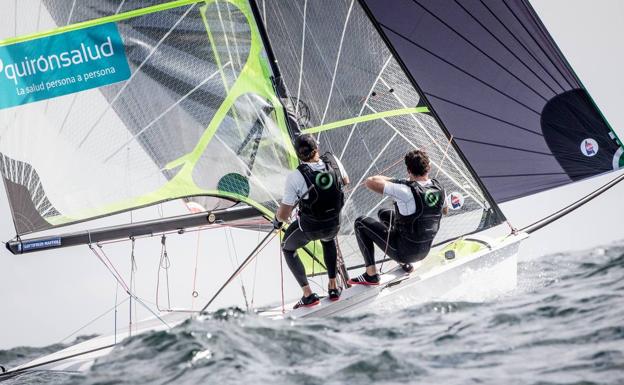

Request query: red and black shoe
[
  {"left": 293, "top": 293, "right": 320, "bottom": 309},
  {"left": 328, "top": 287, "right": 342, "bottom": 301},
  {"left": 347, "top": 273, "right": 380, "bottom": 286}
]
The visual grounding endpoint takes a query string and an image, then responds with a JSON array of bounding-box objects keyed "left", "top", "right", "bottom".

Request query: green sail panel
[{"left": 0, "top": 0, "right": 296, "bottom": 235}]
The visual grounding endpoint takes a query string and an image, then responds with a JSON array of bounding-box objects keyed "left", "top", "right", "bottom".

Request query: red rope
[{"left": 279, "top": 245, "right": 285, "bottom": 314}]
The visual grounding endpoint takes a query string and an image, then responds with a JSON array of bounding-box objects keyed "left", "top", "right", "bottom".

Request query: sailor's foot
[
  {"left": 348, "top": 272, "right": 380, "bottom": 286},
  {"left": 401, "top": 263, "right": 414, "bottom": 274},
  {"left": 293, "top": 293, "right": 320, "bottom": 309},
  {"left": 328, "top": 287, "right": 342, "bottom": 301}
]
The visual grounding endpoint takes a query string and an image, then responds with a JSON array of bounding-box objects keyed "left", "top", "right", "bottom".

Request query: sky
[{"left": 1, "top": 0, "right": 624, "bottom": 350}]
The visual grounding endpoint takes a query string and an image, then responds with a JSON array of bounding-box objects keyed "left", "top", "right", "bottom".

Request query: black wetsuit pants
[
  {"left": 281, "top": 219, "right": 339, "bottom": 287},
  {"left": 354, "top": 209, "right": 430, "bottom": 267}
]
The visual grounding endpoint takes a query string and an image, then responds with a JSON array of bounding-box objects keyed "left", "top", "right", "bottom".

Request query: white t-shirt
[
  {"left": 383, "top": 179, "right": 446, "bottom": 216},
  {"left": 282, "top": 157, "right": 348, "bottom": 206}
]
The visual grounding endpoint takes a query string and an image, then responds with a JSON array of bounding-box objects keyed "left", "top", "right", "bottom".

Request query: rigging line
[
  {"left": 501, "top": 0, "right": 574, "bottom": 89},
  {"left": 79, "top": 4, "right": 196, "bottom": 148},
  {"left": 66, "top": 0, "right": 77, "bottom": 25},
  {"left": 434, "top": 135, "right": 453, "bottom": 178},
  {"left": 200, "top": 230, "right": 277, "bottom": 312},
  {"left": 103, "top": 65, "right": 226, "bottom": 163},
  {"left": 342, "top": 155, "right": 404, "bottom": 194},
  {"left": 380, "top": 22, "right": 542, "bottom": 116},
  {"left": 377, "top": 77, "right": 482, "bottom": 196},
  {"left": 35, "top": 1, "right": 42, "bottom": 30},
  {"left": 215, "top": 0, "right": 239, "bottom": 90},
  {"left": 320, "top": 0, "right": 355, "bottom": 126},
  {"left": 453, "top": 136, "right": 554, "bottom": 156},
  {"left": 521, "top": 170, "right": 624, "bottom": 234},
  {"left": 59, "top": 296, "right": 130, "bottom": 344},
  {"left": 90, "top": 244, "right": 171, "bottom": 328},
  {"left": 115, "top": 0, "right": 127, "bottom": 15},
  {"left": 366, "top": 104, "right": 486, "bottom": 208},
  {"left": 412, "top": 0, "right": 549, "bottom": 101},
  {"left": 478, "top": 0, "right": 567, "bottom": 92},
  {"left": 191, "top": 231, "right": 201, "bottom": 309},
  {"left": 225, "top": 2, "right": 243, "bottom": 69},
  {"left": 366, "top": 196, "right": 389, "bottom": 217},
  {"left": 90, "top": 244, "right": 130, "bottom": 293},
  {"left": 344, "top": 132, "right": 398, "bottom": 210},
  {"left": 294, "top": 0, "right": 307, "bottom": 117},
  {"left": 226, "top": 226, "right": 250, "bottom": 310},
  {"left": 156, "top": 235, "right": 172, "bottom": 311},
  {"left": 115, "top": 281, "right": 119, "bottom": 344},
  {"left": 279, "top": 244, "right": 285, "bottom": 314},
  {"left": 250, "top": 223, "right": 261, "bottom": 308},
  {"left": 455, "top": 0, "right": 558, "bottom": 95},
  {"left": 426, "top": 92, "right": 543, "bottom": 137},
  {"left": 480, "top": 172, "right": 568, "bottom": 178},
  {"left": 129, "top": 238, "right": 137, "bottom": 336},
  {"left": 339, "top": 55, "right": 393, "bottom": 160}
]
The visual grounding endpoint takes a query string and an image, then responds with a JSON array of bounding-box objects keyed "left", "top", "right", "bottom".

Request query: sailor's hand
[{"left": 272, "top": 217, "right": 283, "bottom": 230}]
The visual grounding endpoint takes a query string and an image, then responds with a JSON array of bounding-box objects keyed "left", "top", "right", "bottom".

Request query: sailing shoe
[
  {"left": 348, "top": 273, "right": 380, "bottom": 286},
  {"left": 293, "top": 293, "right": 320, "bottom": 309},
  {"left": 401, "top": 263, "right": 414, "bottom": 274},
  {"left": 328, "top": 287, "right": 342, "bottom": 301}
]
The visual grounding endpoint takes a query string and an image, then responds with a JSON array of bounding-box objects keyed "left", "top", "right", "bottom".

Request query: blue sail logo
[{"left": 0, "top": 22, "right": 131, "bottom": 110}]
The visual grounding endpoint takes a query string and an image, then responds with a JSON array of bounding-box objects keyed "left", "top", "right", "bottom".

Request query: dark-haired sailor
[
  {"left": 348, "top": 149, "right": 448, "bottom": 286},
  {"left": 273, "top": 134, "right": 350, "bottom": 308}
]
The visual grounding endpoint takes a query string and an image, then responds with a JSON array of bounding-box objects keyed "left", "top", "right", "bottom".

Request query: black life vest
[
  {"left": 297, "top": 153, "right": 345, "bottom": 225},
  {"left": 392, "top": 179, "right": 445, "bottom": 243}
]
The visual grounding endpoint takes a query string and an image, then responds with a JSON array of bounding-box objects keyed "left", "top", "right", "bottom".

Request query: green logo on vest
[
  {"left": 424, "top": 190, "right": 440, "bottom": 207},
  {"left": 315, "top": 172, "right": 334, "bottom": 190}
]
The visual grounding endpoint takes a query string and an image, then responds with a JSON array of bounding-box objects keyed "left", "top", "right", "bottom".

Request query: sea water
[{"left": 1, "top": 241, "right": 623, "bottom": 385}]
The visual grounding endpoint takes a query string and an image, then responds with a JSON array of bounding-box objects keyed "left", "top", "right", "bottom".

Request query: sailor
[
  {"left": 273, "top": 134, "right": 350, "bottom": 308},
  {"left": 348, "top": 149, "right": 448, "bottom": 285}
]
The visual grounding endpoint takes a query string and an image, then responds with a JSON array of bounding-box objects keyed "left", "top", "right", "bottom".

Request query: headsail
[
  {"left": 0, "top": 0, "right": 296, "bottom": 235},
  {"left": 255, "top": 0, "right": 505, "bottom": 265},
  {"left": 359, "top": 0, "right": 624, "bottom": 202}
]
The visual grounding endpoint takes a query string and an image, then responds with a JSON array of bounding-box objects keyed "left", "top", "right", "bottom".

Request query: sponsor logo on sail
[
  {"left": 580, "top": 138, "right": 599, "bottom": 157},
  {"left": 447, "top": 192, "right": 464, "bottom": 210},
  {"left": 0, "top": 22, "right": 131, "bottom": 110}
]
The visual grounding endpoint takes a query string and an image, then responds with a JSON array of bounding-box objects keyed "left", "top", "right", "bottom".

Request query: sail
[
  {"left": 255, "top": 0, "right": 505, "bottom": 265},
  {"left": 0, "top": 0, "right": 297, "bottom": 235},
  {"left": 359, "top": 0, "right": 624, "bottom": 202}
]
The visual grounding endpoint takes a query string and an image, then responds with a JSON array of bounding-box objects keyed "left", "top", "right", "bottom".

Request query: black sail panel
[{"left": 360, "top": 0, "right": 624, "bottom": 202}]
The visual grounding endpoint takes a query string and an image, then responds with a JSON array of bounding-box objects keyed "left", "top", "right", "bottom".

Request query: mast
[
  {"left": 248, "top": 0, "right": 302, "bottom": 138},
  {"left": 356, "top": 0, "right": 506, "bottom": 224},
  {"left": 5, "top": 206, "right": 263, "bottom": 254},
  {"left": 249, "top": 0, "right": 285, "bottom": 97}
]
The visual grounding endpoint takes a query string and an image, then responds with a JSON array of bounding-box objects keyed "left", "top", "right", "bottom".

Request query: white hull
[
  {"left": 265, "top": 232, "right": 527, "bottom": 319},
  {"left": 0, "top": 232, "right": 527, "bottom": 378}
]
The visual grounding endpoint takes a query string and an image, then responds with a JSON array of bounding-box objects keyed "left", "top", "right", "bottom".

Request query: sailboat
[{"left": 1, "top": 0, "right": 623, "bottom": 378}]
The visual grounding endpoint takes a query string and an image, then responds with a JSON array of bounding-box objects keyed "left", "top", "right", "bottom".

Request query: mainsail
[{"left": 0, "top": 0, "right": 296, "bottom": 236}]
